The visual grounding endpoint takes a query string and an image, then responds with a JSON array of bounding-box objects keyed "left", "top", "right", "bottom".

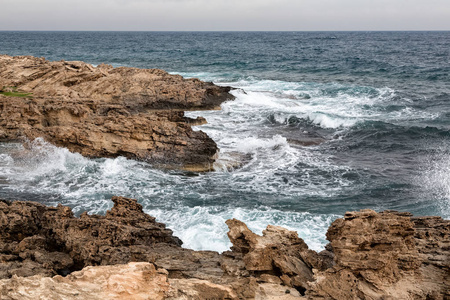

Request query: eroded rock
[
  {"left": 0, "top": 196, "right": 181, "bottom": 278},
  {"left": 0, "top": 55, "right": 234, "bottom": 171},
  {"left": 0, "top": 262, "right": 170, "bottom": 300},
  {"left": 307, "top": 209, "right": 450, "bottom": 299},
  {"left": 0, "top": 197, "right": 448, "bottom": 299},
  {"left": 225, "top": 219, "right": 330, "bottom": 295}
]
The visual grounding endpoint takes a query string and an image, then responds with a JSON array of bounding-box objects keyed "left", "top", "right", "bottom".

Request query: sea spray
[{"left": 419, "top": 141, "right": 450, "bottom": 219}]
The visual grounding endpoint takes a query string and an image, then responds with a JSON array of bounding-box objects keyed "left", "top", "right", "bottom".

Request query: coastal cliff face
[
  {"left": 0, "top": 197, "right": 448, "bottom": 299},
  {"left": 0, "top": 55, "right": 234, "bottom": 171}
]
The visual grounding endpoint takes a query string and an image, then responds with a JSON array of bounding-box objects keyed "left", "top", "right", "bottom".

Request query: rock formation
[
  {"left": 307, "top": 210, "right": 450, "bottom": 299},
  {"left": 0, "top": 262, "right": 170, "bottom": 300},
  {"left": 0, "top": 197, "right": 448, "bottom": 299},
  {"left": 0, "top": 196, "right": 182, "bottom": 279},
  {"left": 0, "top": 55, "right": 234, "bottom": 171}
]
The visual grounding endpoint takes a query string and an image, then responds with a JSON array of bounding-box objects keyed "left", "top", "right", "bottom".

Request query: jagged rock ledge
[
  {"left": 0, "top": 55, "right": 234, "bottom": 171},
  {"left": 0, "top": 197, "right": 448, "bottom": 299}
]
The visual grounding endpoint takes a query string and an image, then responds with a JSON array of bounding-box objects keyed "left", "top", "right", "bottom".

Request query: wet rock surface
[
  {"left": 0, "top": 55, "right": 234, "bottom": 171},
  {"left": 0, "top": 197, "right": 448, "bottom": 299}
]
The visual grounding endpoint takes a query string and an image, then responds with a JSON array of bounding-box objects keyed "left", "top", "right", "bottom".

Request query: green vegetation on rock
[{"left": 0, "top": 86, "right": 33, "bottom": 98}]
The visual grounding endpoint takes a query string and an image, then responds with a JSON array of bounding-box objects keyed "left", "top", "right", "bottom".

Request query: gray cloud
[{"left": 0, "top": 0, "right": 449, "bottom": 30}]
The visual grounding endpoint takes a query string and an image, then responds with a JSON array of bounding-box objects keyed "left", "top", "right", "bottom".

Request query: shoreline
[{"left": 1, "top": 52, "right": 449, "bottom": 299}]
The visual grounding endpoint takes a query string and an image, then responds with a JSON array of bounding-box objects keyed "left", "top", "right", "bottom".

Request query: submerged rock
[
  {"left": 0, "top": 197, "right": 448, "bottom": 299},
  {"left": 0, "top": 55, "right": 234, "bottom": 171}
]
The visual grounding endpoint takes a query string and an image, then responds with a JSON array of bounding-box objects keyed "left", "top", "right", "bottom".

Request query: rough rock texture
[
  {"left": 0, "top": 196, "right": 181, "bottom": 279},
  {"left": 0, "top": 262, "right": 169, "bottom": 300},
  {"left": 0, "top": 198, "right": 448, "bottom": 299},
  {"left": 225, "top": 219, "right": 333, "bottom": 294},
  {"left": 0, "top": 55, "right": 234, "bottom": 171},
  {"left": 307, "top": 210, "right": 450, "bottom": 299},
  {"left": 0, "top": 196, "right": 302, "bottom": 299}
]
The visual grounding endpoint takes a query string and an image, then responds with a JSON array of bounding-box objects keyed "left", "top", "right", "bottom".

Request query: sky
[{"left": 1, "top": 0, "right": 449, "bottom": 31}]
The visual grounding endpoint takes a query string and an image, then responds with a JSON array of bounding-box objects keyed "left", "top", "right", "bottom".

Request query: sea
[{"left": 0, "top": 31, "right": 449, "bottom": 252}]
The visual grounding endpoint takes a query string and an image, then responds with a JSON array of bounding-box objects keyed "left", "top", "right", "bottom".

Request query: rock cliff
[
  {"left": 0, "top": 197, "right": 448, "bottom": 299},
  {"left": 0, "top": 55, "right": 234, "bottom": 171}
]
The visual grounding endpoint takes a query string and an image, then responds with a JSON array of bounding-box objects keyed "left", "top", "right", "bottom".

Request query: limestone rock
[
  {"left": 0, "top": 196, "right": 181, "bottom": 279},
  {"left": 307, "top": 209, "right": 450, "bottom": 299},
  {"left": 168, "top": 278, "right": 238, "bottom": 300},
  {"left": 0, "top": 262, "right": 169, "bottom": 300},
  {"left": 225, "top": 219, "right": 320, "bottom": 294},
  {"left": 0, "top": 55, "right": 234, "bottom": 171}
]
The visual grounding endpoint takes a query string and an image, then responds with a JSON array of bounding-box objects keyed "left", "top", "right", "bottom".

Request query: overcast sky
[{"left": 1, "top": 0, "right": 449, "bottom": 31}]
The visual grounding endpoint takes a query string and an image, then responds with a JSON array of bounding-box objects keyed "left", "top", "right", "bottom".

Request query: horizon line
[{"left": 1, "top": 30, "right": 450, "bottom": 33}]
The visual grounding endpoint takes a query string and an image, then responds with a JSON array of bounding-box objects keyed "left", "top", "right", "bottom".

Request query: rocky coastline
[
  {"left": 0, "top": 197, "right": 448, "bottom": 299},
  {"left": 0, "top": 55, "right": 234, "bottom": 172},
  {"left": 1, "top": 55, "right": 449, "bottom": 299}
]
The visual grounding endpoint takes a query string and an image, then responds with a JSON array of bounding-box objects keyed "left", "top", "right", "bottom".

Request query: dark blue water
[{"left": 1, "top": 31, "right": 449, "bottom": 251}]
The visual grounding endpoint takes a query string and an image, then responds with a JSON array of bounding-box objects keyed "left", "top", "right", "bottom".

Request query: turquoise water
[{"left": 0, "top": 31, "right": 449, "bottom": 251}]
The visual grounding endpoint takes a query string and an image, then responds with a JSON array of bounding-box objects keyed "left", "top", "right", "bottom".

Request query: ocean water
[{"left": 0, "top": 31, "right": 449, "bottom": 252}]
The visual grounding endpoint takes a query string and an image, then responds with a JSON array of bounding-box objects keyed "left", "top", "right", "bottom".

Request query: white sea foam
[
  {"left": 1, "top": 72, "right": 442, "bottom": 254},
  {"left": 233, "top": 135, "right": 288, "bottom": 153},
  {"left": 181, "top": 73, "right": 437, "bottom": 130},
  {"left": 308, "top": 113, "right": 357, "bottom": 129},
  {"left": 0, "top": 154, "right": 15, "bottom": 179},
  {"left": 0, "top": 137, "right": 348, "bottom": 251},
  {"left": 147, "top": 205, "right": 338, "bottom": 252}
]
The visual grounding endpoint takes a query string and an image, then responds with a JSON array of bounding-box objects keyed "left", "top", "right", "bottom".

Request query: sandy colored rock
[
  {"left": 255, "top": 283, "right": 305, "bottom": 300},
  {"left": 307, "top": 210, "right": 450, "bottom": 299},
  {"left": 168, "top": 278, "right": 239, "bottom": 299},
  {"left": 0, "top": 55, "right": 234, "bottom": 171},
  {"left": 225, "top": 219, "right": 324, "bottom": 293},
  {"left": 0, "top": 262, "right": 169, "bottom": 300}
]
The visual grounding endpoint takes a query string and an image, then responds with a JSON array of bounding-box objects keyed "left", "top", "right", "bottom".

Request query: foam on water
[
  {"left": 0, "top": 137, "right": 347, "bottom": 251},
  {"left": 147, "top": 205, "right": 338, "bottom": 252},
  {"left": 181, "top": 73, "right": 438, "bottom": 130},
  {"left": 0, "top": 154, "right": 14, "bottom": 175}
]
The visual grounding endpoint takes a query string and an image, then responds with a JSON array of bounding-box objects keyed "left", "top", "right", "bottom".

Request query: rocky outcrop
[
  {"left": 0, "top": 196, "right": 182, "bottom": 279},
  {"left": 0, "top": 196, "right": 301, "bottom": 299},
  {"left": 0, "top": 197, "right": 448, "bottom": 299},
  {"left": 224, "top": 219, "right": 332, "bottom": 294},
  {"left": 0, "top": 55, "right": 234, "bottom": 171},
  {"left": 307, "top": 210, "right": 450, "bottom": 299},
  {"left": 0, "top": 262, "right": 169, "bottom": 300}
]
